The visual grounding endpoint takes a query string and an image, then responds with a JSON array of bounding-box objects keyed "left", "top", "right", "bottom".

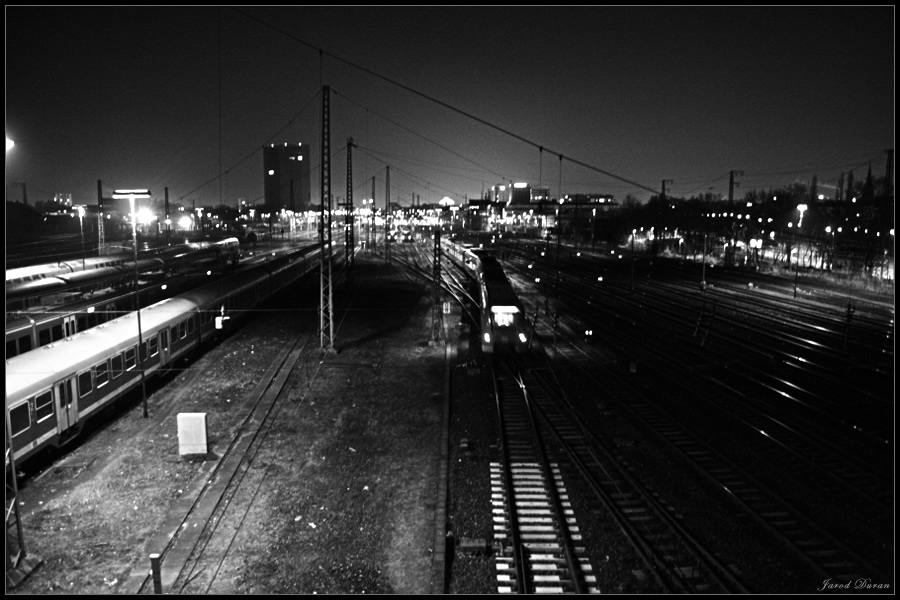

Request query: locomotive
[
  {"left": 441, "top": 239, "right": 530, "bottom": 354},
  {"left": 5, "top": 243, "right": 336, "bottom": 466},
  {"left": 474, "top": 250, "right": 530, "bottom": 354}
]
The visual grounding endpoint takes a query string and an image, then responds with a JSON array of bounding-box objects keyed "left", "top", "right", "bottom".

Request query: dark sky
[{"left": 5, "top": 6, "right": 894, "bottom": 209}]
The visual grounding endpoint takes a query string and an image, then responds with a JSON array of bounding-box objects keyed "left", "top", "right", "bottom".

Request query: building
[{"left": 263, "top": 142, "right": 311, "bottom": 213}]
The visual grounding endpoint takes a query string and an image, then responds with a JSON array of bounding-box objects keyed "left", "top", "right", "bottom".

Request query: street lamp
[
  {"left": 113, "top": 188, "right": 151, "bottom": 418},
  {"left": 793, "top": 203, "right": 807, "bottom": 298},
  {"left": 76, "top": 205, "right": 86, "bottom": 270}
]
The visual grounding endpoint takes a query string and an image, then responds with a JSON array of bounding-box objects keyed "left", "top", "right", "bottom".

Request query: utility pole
[
  {"left": 661, "top": 179, "right": 673, "bottom": 202},
  {"left": 885, "top": 149, "right": 894, "bottom": 197},
  {"left": 728, "top": 170, "right": 743, "bottom": 265},
  {"left": 319, "top": 85, "right": 335, "bottom": 353},
  {"left": 164, "top": 187, "right": 170, "bottom": 247},
  {"left": 371, "top": 176, "right": 376, "bottom": 254},
  {"left": 97, "top": 179, "right": 105, "bottom": 255},
  {"left": 431, "top": 226, "right": 443, "bottom": 344},
  {"left": 344, "top": 138, "right": 357, "bottom": 269},
  {"left": 385, "top": 165, "right": 392, "bottom": 262}
]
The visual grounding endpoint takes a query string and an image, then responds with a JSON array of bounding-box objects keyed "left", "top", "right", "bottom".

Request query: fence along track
[{"left": 490, "top": 355, "right": 599, "bottom": 593}]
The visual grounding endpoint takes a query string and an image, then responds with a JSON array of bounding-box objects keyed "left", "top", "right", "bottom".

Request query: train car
[
  {"left": 5, "top": 255, "right": 133, "bottom": 286},
  {"left": 472, "top": 250, "right": 529, "bottom": 354},
  {"left": 4, "top": 241, "right": 309, "bottom": 360},
  {"left": 5, "top": 257, "right": 168, "bottom": 312},
  {"left": 5, "top": 243, "right": 333, "bottom": 466},
  {"left": 5, "top": 269, "right": 213, "bottom": 359},
  {"left": 4, "top": 237, "right": 240, "bottom": 289}
]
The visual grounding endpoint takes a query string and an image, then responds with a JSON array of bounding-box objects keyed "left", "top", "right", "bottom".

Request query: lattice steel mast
[
  {"left": 344, "top": 137, "right": 357, "bottom": 269},
  {"left": 384, "top": 166, "right": 392, "bottom": 262},
  {"left": 431, "top": 226, "right": 443, "bottom": 343},
  {"left": 319, "top": 85, "right": 335, "bottom": 353}
]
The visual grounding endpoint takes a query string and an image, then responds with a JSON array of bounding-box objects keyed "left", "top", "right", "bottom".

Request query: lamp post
[
  {"left": 630, "top": 228, "right": 636, "bottom": 291},
  {"left": 793, "top": 203, "right": 807, "bottom": 298},
  {"left": 76, "top": 205, "right": 86, "bottom": 270},
  {"left": 114, "top": 189, "right": 151, "bottom": 418},
  {"left": 701, "top": 233, "right": 707, "bottom": 290}
]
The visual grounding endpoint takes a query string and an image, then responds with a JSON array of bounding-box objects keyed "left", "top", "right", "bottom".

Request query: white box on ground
[{"left": 177, "top": 413, "right": 208, "bottom": 456}]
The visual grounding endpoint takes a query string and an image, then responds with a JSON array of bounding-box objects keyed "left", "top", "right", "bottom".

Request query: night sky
[{"left": 5, "top": 6, "right": 895, "bottom": 209}]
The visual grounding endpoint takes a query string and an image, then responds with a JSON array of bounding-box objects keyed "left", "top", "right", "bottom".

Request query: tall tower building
[{"left": 264, "top": 142, "right": 311, "bottom": 212}]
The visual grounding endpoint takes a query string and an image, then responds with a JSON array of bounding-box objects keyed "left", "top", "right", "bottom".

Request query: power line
[{"left": 234, "top": 8, "right": 661, "bottom": 196}]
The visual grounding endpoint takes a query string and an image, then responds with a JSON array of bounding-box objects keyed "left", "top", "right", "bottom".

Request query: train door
[
  {"left": 55, "top": 377, "right": 79, "bottom": 436},
  {"left": 63, "top": 314, "right": 77, "bottom": 337},
  {"left": 159, "top": 328, "right": 170, "bottom": 367}
]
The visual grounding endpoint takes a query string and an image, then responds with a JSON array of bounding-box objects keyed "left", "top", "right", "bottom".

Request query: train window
[
  {"left": 39, "top": 328, "right": 52, "bottom": 346},
  {"left": 78, "top": 370, "right": 93, "bottom": 398},
  {"left": 51, "top": 324, "right": 63, "bottom": 342},
  {"left": 94, "top": 361, "right": 109, "bottom": 388},
  {"left": 171, "top": 326, "right": 179, "bottom": 342},
  {"left": 6, "top": 339, "right": 19, "bottom": 358},
  {"left": 111, "top": 353, "right": 124, "bottom": 378},
  {"left": 188, "top": 316, "right": 196, "bottom": 333},
  {"left": 124, "top": 347, "right": 136, "bottom": 370},
  {"left": 20, "top": 335, "right": 33, "bottom": 353},
  {"left": 9, "top": 403, "right": 30, "bottom": 438},
  {"left": 149, "top": 336, "right": 159, "bottom": 357},
  {"left": 35, "top": 391, "right": 54, "bottom": 422},
  {"left": 78, "top": 315, "right": 89, "bottom": 331},
  {"left": 178, "top": 321, "right": 187, "bottom": 339}
]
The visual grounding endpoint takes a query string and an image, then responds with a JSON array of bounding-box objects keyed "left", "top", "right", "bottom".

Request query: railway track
[
  {"left": 533, "top": 314, "right": 894, "bottom": 588},
  {"left": 490, "top": 355, "right": 598, "bottom": 594},
  {"left": 121, "top": 335, "right": 310, "bottom": 594},
  {"left": 506, "top": 351, "right": 751, "bottom": 594}
]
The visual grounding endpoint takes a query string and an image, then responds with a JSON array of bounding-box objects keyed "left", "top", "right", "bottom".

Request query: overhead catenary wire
[{"left": 234, "top": 8, "right": 661, "bottom": 196}]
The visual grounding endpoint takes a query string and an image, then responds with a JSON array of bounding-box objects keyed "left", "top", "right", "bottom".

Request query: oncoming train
[
  {"left": 441, "top": 240, "right": 529, "bottom": 354},
  {"left": 5, "top": 243, "right": 337, "bottom": 466},
  {"left": 475, "top": 251, "right": 530, "bottom": 353}
]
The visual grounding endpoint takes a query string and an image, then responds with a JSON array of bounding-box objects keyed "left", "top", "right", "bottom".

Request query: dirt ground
[{"left": 9, "top": 258, "right": 452, "bottom": 594}]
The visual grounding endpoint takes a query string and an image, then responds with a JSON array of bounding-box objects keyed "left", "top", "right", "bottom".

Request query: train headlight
[
  {"left": 518, "top": 333, "right": 527, "bottom": 344},
  {"left": 483, "top": 332, "right": 491, "bottom": 344}
]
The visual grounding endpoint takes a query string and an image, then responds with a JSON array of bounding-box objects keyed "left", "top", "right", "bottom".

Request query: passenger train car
[
  {"left": 474, "top": 251, "right": 530, "bottom": 353},
  {"left": 441, "top": 239, "right": 529, "bottom": 353},
  {"left": 5, "top": 238, "right": 243, "bottom": 356},
  {"left": 6, "top": 237, "right": 240, "bottom": 293},
  {"left": 5, "top": 269, "right": 210, "bottom": 359},
  {"left": 5, "top": 243, "right": 338, "bottom": 466}
]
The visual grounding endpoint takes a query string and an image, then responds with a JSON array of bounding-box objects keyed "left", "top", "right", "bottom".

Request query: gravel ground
[{"left": 9, "top": 257, "right": 457, "bottom": 595}]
